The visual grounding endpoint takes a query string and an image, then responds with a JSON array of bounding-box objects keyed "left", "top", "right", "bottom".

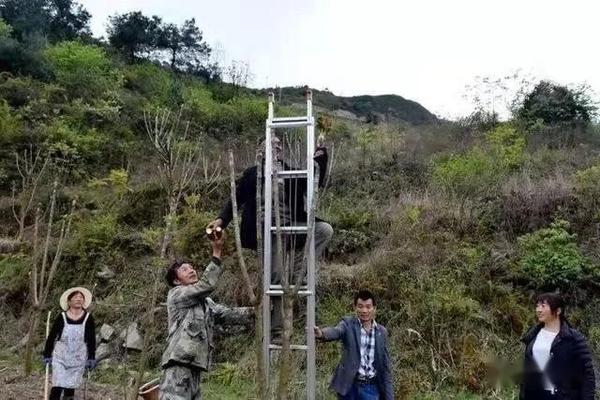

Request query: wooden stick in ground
[
  {"left": 43, "top": 310, "right": 51, "bottom": 400},
  {"left": 228, "top": 150, "right": 256, "bottom": 304},
  {"left": 273, "top": 168, "right": 293, "bottom": 400},
  {"left": 254, "top": 149, "right": 267, "bottom": 399}
]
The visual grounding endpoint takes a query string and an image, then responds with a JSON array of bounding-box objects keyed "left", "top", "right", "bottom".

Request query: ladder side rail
[
  {"left": 262, "top": 96, "right": 275, "bottom": 389},
  {"left": 305, "top": 91, "right": 317, "bottom": 400}
]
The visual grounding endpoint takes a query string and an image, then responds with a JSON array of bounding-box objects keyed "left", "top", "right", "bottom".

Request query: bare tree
[
  {"left": 226, "top": 59, "right": 253, "bottom": 90},
  {"left": 275, "top": 166, "right": 320, "bottom": 399},
  {"left": 227, "top": 149, "right": 268, "bottom": 398},
  {"left": 23, "top": 181, "right": 76, "bottom": 375},
  {"left": 144, "top": 107, "right": 205, "bottom": 258},
  {"left": 11, "top": 147, "right": 50, "bottom": 241},
  {"left": 130, "top": 107, "right": 208, "bottom": 399}
]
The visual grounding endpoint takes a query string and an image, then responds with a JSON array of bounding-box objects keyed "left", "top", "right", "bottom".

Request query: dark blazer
[
  {"left": 218, "top": 148, "right": 328, "bottom": 250},
  {"left": 520, "top": 321, "right": 595, "bottom": 400},
  {"left": 319, "top": 316, "right": 393, "bottom": 400}
]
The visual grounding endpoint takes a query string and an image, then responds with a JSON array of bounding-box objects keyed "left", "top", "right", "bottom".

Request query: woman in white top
[{"left": 520, "top": 293, "right": 595, "bottom": 400}]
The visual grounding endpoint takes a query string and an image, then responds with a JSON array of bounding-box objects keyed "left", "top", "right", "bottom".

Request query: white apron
[{"left": 52, "top": 312, "right": 89, "bottom": 388}]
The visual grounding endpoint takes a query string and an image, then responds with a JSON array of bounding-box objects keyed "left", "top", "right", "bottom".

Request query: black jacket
[
  {"left": 218, "top": 148, "right": 328, "bottom": 250},
  {"left": 520, "top": 321, "right": 595, "bottom": 400}
]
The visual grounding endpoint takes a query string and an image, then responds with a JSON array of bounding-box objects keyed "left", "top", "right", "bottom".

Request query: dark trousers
[
  {"left": 49, "top": 387, "right": 75, "bottom": 400},
  {"left": 338, "top": 382, "right": 380, "bottom": 400}
]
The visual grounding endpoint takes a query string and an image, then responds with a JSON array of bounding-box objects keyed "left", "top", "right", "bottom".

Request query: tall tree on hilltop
[
  {"left": 107, "top": 11, "right": 162, "bottom": 63},
  {"left": 156, "top": 18, "right": 211, "bottom": 72},
  {"left": 0, "top": 0, "right": 90, "bottom": 42},
  {"left": 47, "top": 0, "right": 91, "bottom": 42}
]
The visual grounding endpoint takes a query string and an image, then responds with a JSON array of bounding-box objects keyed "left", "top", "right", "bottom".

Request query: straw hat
[{"left": 59, "top": 287, "right": 93, "bottom": 311}]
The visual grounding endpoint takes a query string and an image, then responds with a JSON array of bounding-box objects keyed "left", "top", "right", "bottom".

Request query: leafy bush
[
  {"left": 432, "top": 148, "right": 496, "bottom": 197},
  {"left": 516, "top": 80, "right": 597, "bottom": 128},
  {"left": 486, "top": 125, "right": 525, "bottom": 170},
  {"left": 44, "top": 41, "right": 122, "bottom": 99},
  {"left": 42, "top": 119, "right": 108, "bottom": 172},
  {"left": 123, "top": 63, "right": 178, "bottom": 106},
  {"left": 0, "top": 255, "right": 30, "bottom": 297},
  {"left": 517, "top": 219, "right": 586, "bottom": 287},
  {"left": 0, "top": 100, "right": 22, "bottom": 145},
  {"left": 70, "top": 213, "right": 119, "bottom": 259}
]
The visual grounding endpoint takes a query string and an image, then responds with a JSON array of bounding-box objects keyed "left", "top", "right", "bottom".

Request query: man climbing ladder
[{"left": 207, "top": 90, "right": 333, "bottom": 398}]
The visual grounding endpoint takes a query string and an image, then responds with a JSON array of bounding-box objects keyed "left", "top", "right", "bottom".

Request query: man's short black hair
[
  {"left": 354, "top": 289, "right": 376, "bottom": 306},
  {"left": 165, "top": 259, "right": 192, "bottom": 287},
  {"left": 536, "top": 292, "right": 565, "bottom": 315}
]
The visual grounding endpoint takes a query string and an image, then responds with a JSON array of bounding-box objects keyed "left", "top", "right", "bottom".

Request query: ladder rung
[
  {"left": 270, "top": 226, "right": 307, "bottom": 233},
  {"left": 269, "top": 284, "right": 308, "bottom": 291},
  {"left": 269, "top": 120, "right": 313, "bottom": 128},
  {"left": 269, "top": 344, "right": 308, "bottom": 351},
  {"left": 277, "top": 170, "right": 308, "bottom": 178},
  {"left": 272, "top": 117, "right": 309, "bottom": 122},
  {"left": 266, "top": 290, "right": 313, "bottom": 297}
]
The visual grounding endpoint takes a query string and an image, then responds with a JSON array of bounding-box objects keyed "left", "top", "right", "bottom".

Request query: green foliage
[
  {"left": 0, "top": 255, "right": 30, "bottom": 294},
  {"left": 432, "top": 147, "right": 495, "bottom": 197},
  {"left": 0, "top": 100, "right": 23, "bottom": 145},
  {"left": 43, "top": 119, "right": 107, "bottom": 171},
  {"left": 573, "top": 163, "right": 600, "bottom": 223},
  {"left": 155, "top": 18, "right": 210, "bottom": 72},
  {"left": 517, "top": 220, "right": 586, "bottom": 287},
  {"left": 107, "top": 11, "right": 162, "bottom": 63},
  {"left": 118, "top": 182, "right": 166, "bottom": 227},
  {"left": 0, "top": 18, "right": 13, "bottom": 39},
  {"left": 516, "top": 80, "right": 597, "bottom": 127},
  {"left": 486, "top": 125, "right": 525, "bottom": 170},
  {"left": 433, "top": 126, "right": 526, "bottom": 197},
  {"left": 172, "top": 206, "right": 214, "bottom": 259},
  {"left": 123, "top": 63, "right": 177, "bottom": 106},
  {"left": 0, "top": 0, "right": 91, "bottom": 42},
  {"left": 70, "top": 213, "right": 119, "bottom": 260},
  {"left": 428, "top": 283, "right": 481, "bottom": 320},
  {"left": 184, "top": 88, "right": 266, "bottom": 138},
  {"left": 86, "top": 169, "right": 131, "bottom": 206},
  {"left": 44, "top": 41, "right": 122, "bottom": 99}
]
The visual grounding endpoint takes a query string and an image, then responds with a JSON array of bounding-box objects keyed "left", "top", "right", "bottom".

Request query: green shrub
[
  {"left": 486, "top": 125, "right": 525, "bottom": 170},
  {"left": 432, "top": 148, "right": 496, "bottom": 197},
  {"left": 123, "top": 63, "right": 177, "bottom": 106},
  {"left": 517, "top": 219, "right": 586, "bottom": 287},
  {"left": 44, "top": 41, "right": 123, "bottom": 99},
  {"left": 70, "top": 213, "right": 119, "bottom": 259},
  {"left": 43, "top": 119, "right": 107, "bottom": 171},
  {"left": 118, "top": 182, "right": 166, "bottom": 227},
  {"left": 0, "top": 100, "right": 22, "bottom": 145},
  {"left": 0, "top": 255, "right": 30, "bottom": 295},
  {"left": 428, "top": 283, "right": 481, "bottom": 320}
]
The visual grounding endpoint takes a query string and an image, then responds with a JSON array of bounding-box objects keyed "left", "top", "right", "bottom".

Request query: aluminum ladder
[{"left": 262, "top": 90, "right": 317, "bottom": 399}]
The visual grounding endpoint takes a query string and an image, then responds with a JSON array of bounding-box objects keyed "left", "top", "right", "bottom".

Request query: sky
[{"left": 80, "top": 0, "right": 600, "bottom": 119}]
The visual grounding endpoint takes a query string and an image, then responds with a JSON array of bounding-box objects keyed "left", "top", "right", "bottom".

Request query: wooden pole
[{"left": 43, "top": 311, "right": 51, "bottom": 400}]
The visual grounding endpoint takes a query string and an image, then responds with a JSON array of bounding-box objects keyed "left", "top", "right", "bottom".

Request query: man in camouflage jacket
[{"left": 159, "top": 232, "right": 251, "bottom": 400}]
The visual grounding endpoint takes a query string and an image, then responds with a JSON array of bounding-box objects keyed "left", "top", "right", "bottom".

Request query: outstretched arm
[{"left": 315, "top": 319, "right": 347, "bottom": 342}]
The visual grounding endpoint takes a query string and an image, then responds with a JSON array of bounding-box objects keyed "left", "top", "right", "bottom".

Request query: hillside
[{"left": 260, "top": 86, "right": 438, "bottom": 124}]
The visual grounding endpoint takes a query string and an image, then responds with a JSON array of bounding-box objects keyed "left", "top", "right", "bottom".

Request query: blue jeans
[{"left": 339, "top": 382, "right": 380, "bottom": 400}]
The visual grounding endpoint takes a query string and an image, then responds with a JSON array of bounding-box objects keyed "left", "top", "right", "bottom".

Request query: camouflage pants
[{"left": 159, "top": 364, "right": 202, "bottom": 400}]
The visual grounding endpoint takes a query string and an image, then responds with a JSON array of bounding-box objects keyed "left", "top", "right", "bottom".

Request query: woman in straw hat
[{"left": 42, "top": 287, "right": 96, "bottom": 400}]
